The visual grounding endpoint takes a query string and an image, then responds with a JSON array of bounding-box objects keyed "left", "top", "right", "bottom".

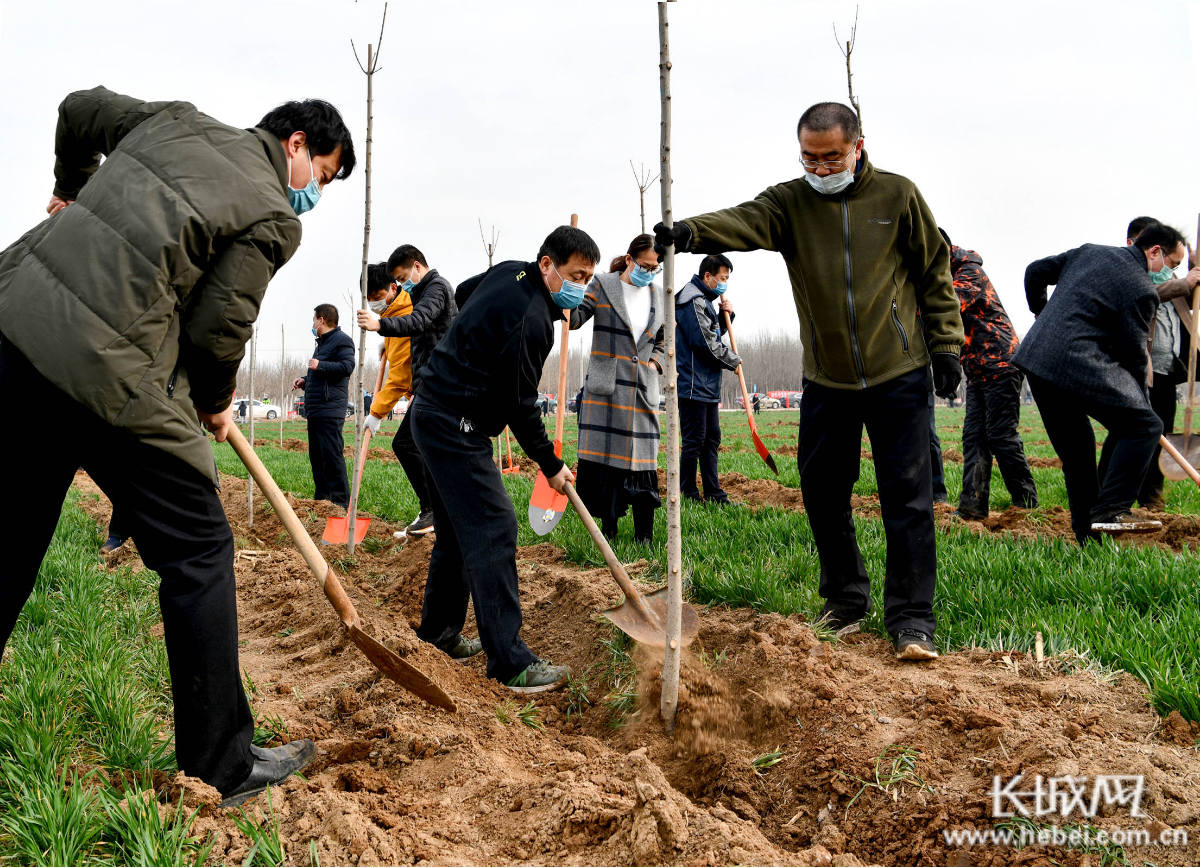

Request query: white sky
[{"left": 3, "top": 0, "right": 1200, "bottom": 369}]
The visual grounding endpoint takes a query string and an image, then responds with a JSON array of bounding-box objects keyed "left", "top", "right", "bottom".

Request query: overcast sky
[{"left": 3, "top": 0, "right": 1200, "bottom": 372}]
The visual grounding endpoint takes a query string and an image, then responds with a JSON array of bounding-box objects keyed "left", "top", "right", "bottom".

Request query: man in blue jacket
[
  {"left": 292, "top": 304, "right": 356, "bottom": 508},
  {"left": 676, "top": 254, "right": 740, "bottom": 504}
]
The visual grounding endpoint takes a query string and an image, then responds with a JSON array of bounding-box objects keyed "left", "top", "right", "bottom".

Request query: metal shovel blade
[
  {"left": 600, "top": 586, "right": 700, "bottom": 649},
  {"left": 1159, "top": 433, "right": 1200, "bottom": 481},
  {"left": 347, "top": 625, "right": 457, "bottom": 712},
  {"left": 321, "top": 516, "right": 371, "bottom": 546},
  {"left": 1092, "top": 520, "right": 1163, "bottom": 536}
]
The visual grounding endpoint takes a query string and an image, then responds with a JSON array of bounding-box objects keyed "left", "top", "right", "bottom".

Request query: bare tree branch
[{"left": 832, "top": 5, "right": 863, "bottom": 136}]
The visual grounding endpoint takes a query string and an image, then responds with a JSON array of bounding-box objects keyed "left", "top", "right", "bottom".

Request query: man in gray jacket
[
  {"left": 1014, "top": 222, "right": 1183, "bottom": 542},
  {"left": 0, "top": 87, "right": 354, "bottom": 805}
]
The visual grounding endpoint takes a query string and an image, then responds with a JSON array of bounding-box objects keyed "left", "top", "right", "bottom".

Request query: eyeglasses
[
  {"left": 635, "top": 262, "right": 662, "bottom": 275},
  {"left": 799, "top": 143, "right": 858, "bottom": 171}
]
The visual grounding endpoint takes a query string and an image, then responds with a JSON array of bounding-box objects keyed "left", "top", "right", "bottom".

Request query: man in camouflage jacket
[{"left": 944, "top": 232, "right": 1038, "bottom": 519}]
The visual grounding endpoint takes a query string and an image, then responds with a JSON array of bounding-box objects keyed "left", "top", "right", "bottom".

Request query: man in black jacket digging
[
  {"left": 410, "top": 225, "right": 595, "bottom": 691},
  {"left": 358, "top": 245, "right": 457, "bottom": 536},
  {"left": 293, "top": 304, "right": 356, "bottom": 508},
  {"left": 1014, "top": 221, "right": 1182, "bottom": 543}
]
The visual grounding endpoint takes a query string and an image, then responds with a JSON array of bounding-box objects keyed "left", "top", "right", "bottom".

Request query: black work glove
[
  {"left": 652, "top": 220, "right": 693, "bottom": 258},
  {"left": 931, "top": 353, "right": 963, "bottom": 399}
]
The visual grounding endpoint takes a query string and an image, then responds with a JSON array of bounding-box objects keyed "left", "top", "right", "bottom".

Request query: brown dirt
[{"left": 70, "top": 472, "right": 1200, "bottom": 866}]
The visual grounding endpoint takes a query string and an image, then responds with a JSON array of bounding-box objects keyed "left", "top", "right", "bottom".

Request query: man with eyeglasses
[{"left": 655, "top": 101, "right": 962, "bottom": 662}]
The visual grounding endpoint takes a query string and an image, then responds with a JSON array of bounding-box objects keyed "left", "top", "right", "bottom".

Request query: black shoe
[
  {"left": 951, "top": 509, "right": 986, "bottom": 521},
  {"left": 815, "top": 607, "right": 864, "bottom": 638},
  {"left": 405, "top": 510, "right": 435, "bottom": 536},
  {"left": 447, "top": 634, "right": 483, "bottom": 660},
  {"left": 100, "top": 535, "right": 127, "bottom": 555},
  {"left": 894, "top": 629, "right": 938, "bottom": 661},
  {"left": 220, "top": 738, "right": 316, "bottom": 808},
  {"left": 1090, "top": 512, "right": 1162, "bottom": 533}
]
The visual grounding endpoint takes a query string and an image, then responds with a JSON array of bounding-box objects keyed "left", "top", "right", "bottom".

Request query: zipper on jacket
[
  {"left": 891, "top": 299, "right": 909, "bottom": 352},
  {"left": 166, "top": 364, "right": 179, "bottom": 398},
  {"left": 808, "top": 318, "right": 821, "bottom": 373},
  {"left": 841, "top": 199, "right": 867, "bottom": 387}
]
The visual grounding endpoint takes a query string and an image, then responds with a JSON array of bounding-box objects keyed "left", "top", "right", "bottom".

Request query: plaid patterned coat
[{"left": 569, "top": 271, "right": 666, "bottom": 470}]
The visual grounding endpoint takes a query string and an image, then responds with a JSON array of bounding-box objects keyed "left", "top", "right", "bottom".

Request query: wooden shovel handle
[
  {"left": 562, "top": 482, "right": 657, "bottom": 622},
  {"left": 1186, "top": 286, "right": 1200, "bottom": 451},
  {"left": 723, "top": 310, "right": 759, "bottom": 435},
  {"left": 226, "top": 425, "right": 360, "bottom": 629},
  {"left": 1160, "top": 435, "right": 1200, "bottom": 486}
]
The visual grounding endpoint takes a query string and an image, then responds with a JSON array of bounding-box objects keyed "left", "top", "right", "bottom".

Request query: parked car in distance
[
  {"left": 777, "top": 390, "right": 803, "bottom": 408},
  {"left": 735, "top": 391, "right": 779, "bottom": 410},
  {"left": 234, "top": 399, "right": 278, "bottom": 420},
  {"left": 535, "top": 393, "right": 558, "bottom": 416}
]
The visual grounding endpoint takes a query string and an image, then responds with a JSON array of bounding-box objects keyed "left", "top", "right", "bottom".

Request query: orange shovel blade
[
  {"left": 321, "top": 516, "right": 371, "bottom": 545},
  {"left": 528, "top": 439, "right": 569, "bottom": 536},
  {"left": 751, "top": 430, "right": 779, "bottom": 475}
]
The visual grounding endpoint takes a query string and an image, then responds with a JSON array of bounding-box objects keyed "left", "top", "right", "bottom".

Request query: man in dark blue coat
[
  {"left": 676, "top": 254, "right": 740, "bottom": 503},
  {"left": 1014, "top": 222, "right": 1181, "bottom": 543},
  {"left": 292, "top": 304, "right": 356, "bottom": 507}
]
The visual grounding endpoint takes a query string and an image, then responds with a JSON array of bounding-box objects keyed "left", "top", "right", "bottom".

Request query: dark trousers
[
  {"left": 679, "top": 398, "right": 727, "bottom": 503},
  {"left": 392, "top": 408, "right": 431, "bottom": 514},
  {"left": 409, "top": 399, "right": 537, "bottom": 683},
  {"left": 799, "top": 368, "right": 937, "bottom": 638},
  {"left": 1098, "top": 376, "right": 1176, "bottom": 507},
  {"left": 1027, "top": 373, "right": 1163, "bottom": 544},
  {"left": 307, "top": 416, "right": 348, "bottom": 507},
  {"left": 928, "top": 388, "right": 947, "bottom": 502},
  {"left": 108, "top": 509, "right": 130, "bottom": 543},
  {"left": 958, "top": 370, "right": 1039, "bottom": 518},
  {"left": 0, "top": 339, "right": 253, "bottom": 793},
  {"left": 601, "top": 506, "right": 655, "bottom": 543}
]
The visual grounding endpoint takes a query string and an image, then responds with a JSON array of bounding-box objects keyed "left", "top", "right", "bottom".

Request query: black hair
[
  {"left": 938, "top": 227, "right": 952, "bottom": 247},
  {"left": 609, "top": 233, "right": 657, "bottom": 273},
  {"left": 699, "top": 253, "right": 733, "bottom": 280},
  {"left": 258, "top": 99, "right": 356, "bottom": 180},
  {"left": 797, "top": 102, "right": 861, "bottom": 143},
  {"left": 366, "top": 262, "right": 392, "bottom": 297},
  {"left": 387, "top": 244, "right": 428, "bottom": 271},
  {"left": 1127, "top": 216, "right": 1159, "bottom": 242},
  {"left": 537, "top": 225, "right": 601, "bottom": 267},
  {"left": 313, "top": 303, "right": 339, "bottom": 326},
  {"left": 1133, "top": 222, "right": 1186, "bottom": 255}
]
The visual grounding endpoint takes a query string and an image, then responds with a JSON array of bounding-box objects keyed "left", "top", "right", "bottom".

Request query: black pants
[
  {"left": 1027, "top": 373, "right": 1162, "bottom": 544},
  {"left": 1097, "top": 375, "right": 1176, "bottom": 507},
  {"left": 928, "top": 388, "right": 947, "bottom": 502},
  {"left": 392, "top": 408, "right": 430, "bottom": 514},
  {"left": 0, "top": 339, "right": 253, "bottom": 793},
  {"left": 409, "top": 398, "right": 537, "bottom": 683},
  {"left": 679, "top": 399, "right": 727, "bottom": 503},
  {"left": 799, "top": 368, "right": 936, "bottom": 638},
  {"left": 108, "top": 509, "right": 130, "bottom": 543},
  {"left": 958, "top": 370, "right": 1038, "bottom": 518},
  {"left": 307, "top": 416, "right": 348, "bottom": 507}
]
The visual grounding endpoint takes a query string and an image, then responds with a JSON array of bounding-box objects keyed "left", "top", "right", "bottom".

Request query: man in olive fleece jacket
[
  {"left": 655, "top": 102, "right": 963, "bottom": 661},
  {"left": 0, "top": 87, "right": 355, "bottom": 803}
]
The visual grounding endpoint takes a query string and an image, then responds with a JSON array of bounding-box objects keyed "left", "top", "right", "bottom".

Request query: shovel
[
  {"left": 501, "top": 428, "right": 519, "bottom": 475},
  {"left": 1160, "top": 287, "right": 1200, "bottom": 481},
  {"left": 226, "top": 425, "right": 456, "bottom": 712},
  {"left": 323, "top": 362, "right": 388, "bottom": 545},
  {"left": 723, "top": 310, "right": 778, "bottom": 475},
  {"left": 562, "top": 482, "right": 699, "bottom": 648}
]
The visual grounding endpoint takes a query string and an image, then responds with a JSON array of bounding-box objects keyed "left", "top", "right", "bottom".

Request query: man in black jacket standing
[
  {"left": 1014, "top": 222, "right": 1182, "bottom": 543},
  {"left": 293, "top": 304, "right": 355, "bottom": 508},
  {"left": 411, "top": 225, "right": 595, "bottom": 691},
  {"left": 358, "top": 245, "right": 457, "bottom": 536}
]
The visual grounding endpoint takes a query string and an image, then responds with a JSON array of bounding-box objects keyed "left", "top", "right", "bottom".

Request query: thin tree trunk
[
  {"left": 657, "top": 0, "right": 682, "bottom": 734},
  {"left": 348, "top": 42, "right": 375, "bottom": 553},
  {"left": 248, "top": 327, "right": 256, "bottom": 529},
  {"left": 280, "top": 324, "right": 285, "bottom": 446},
  {"left": 640, "top": 188, "right": 646, "bottom": 235}
]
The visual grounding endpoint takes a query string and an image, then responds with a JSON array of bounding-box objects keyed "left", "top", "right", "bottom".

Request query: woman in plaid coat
[{"left": 569, "top": 234, "right": 666, "bottom": 542}]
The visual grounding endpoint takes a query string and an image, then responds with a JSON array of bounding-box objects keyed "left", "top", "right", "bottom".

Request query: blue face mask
[
  {"left": 311, "top": 326, "right": 319, "bottom": 337},
  {"left": 712, "top": 281, "right": 728, "bottom": 295},
  {"left": 1151, "top": 249, "right": 1176, "bottom": 285},
  {"left": 550, "top": 264, "right": 587, "bottom": 309},
  {"left": 630, "top": 264, "right": 656, "bottom": 287},
  {"left": 401, "top": 271, "right": 417, "bottom": 292},
  {"left": 286, "top": 147, "right": 322, "bottom": 215}
]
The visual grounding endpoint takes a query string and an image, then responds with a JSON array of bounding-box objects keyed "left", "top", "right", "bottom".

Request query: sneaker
[
  {"left": 220, "top": 738, "right": 316, "bottom": 807},
  {"left": 447, "top": 634, "right": 483, "bottom": 660},
  {"left": 895, "top": 629, "right": 939, "bottom": 661},
  {"left": 393, "top": 530, "right": 408, "bottom": 541},
  {"left": 100, "top": 535, "right": 126, "bottom": 556},
  {"left": 405, "top": 510, "right": 435, "bottom": 536},
  {"left": 1090, "top": 512, "right": 1163, "bottom": 533},
  {"left": 506, "top": 658, "right": 570, "bottom": 693},
  {"left": 815, "top": 607, "right": 864, "bottom": 638}
]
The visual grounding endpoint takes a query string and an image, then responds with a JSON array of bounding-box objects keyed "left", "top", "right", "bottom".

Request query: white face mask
[
  {"left": 804, "top": 166, "right": 855, "bottom": 195},
  {"left": 368, "top": 298, "right": 389, "bottom": 313}
]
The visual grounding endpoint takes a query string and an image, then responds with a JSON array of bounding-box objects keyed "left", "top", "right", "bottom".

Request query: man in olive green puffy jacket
[
  {"left": 655, "top": 102, "right": 963, "bottom": 661},
  {"left": 0, "top": 87, "right": 354, "bottom": 804}
]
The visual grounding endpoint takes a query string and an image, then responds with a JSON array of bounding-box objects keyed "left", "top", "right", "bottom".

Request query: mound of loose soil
[{"left": 70, "top": 472, "right": 1200, "bottom": 866}]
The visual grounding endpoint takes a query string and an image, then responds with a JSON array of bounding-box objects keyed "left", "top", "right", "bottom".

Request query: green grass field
[{"left": 215, "top": 404, "right": 1200, "bottom": 723}]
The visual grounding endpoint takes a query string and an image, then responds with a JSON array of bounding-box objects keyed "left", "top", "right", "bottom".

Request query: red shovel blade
[
  {"left": 528, "top": 439, "right": 568, "bottom": 536},
  {"left": 322, "top": 516, "right": 371, "bottom": 546},
  {"left": 751, "top": 430, "right": 779, "bottom": 475}
]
